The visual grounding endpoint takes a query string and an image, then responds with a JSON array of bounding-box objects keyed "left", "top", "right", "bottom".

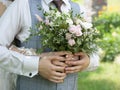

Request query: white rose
[
  {"left": 80, "top": 21, "right": 93, "bottom": 29},
  {"left": 75, "top": 19, "right": 81, "bottom": 24},
  {"left": 56, "top": 11, "right": 61, "bottom": 17},
  {"left": 66, "top": 19, "right": 73, "bottom": 25}
]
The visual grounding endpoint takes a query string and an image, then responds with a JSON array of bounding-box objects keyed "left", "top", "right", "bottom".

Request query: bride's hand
[
  {"left": 65, "top": 52, "right": 90, "bottom": 74},
  {"left": 40, "top": 51, "right": 72, "bottom": 68},
  {"left": 39, "top": 51, "right": 72, "bottom": 57}
]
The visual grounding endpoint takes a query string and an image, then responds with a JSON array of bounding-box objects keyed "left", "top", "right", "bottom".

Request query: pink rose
[
  {"left": 35, "top": 14, "right": 43, "bottom": 22},
  {"left": 39, "top": 25, "right": 43, "bottom": 30},
  {"left": 45, "top": 19, "right": 50, "bottom": 25},
  {"left": 69, "top": 25, "right": 83, "bottom": 37},
  {"left": 68, "top": 39, "right": 75, "bottom": 46},
  {"left": 75, "top": 25, "right": 83, "bottom": 36}
]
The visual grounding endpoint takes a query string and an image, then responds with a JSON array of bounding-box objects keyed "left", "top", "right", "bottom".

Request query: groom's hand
[
  {"left": 38, "top": 51, "right": 71, "bottom": 83},
  {"left": 65, "top": 52, "right": 90, "bottom": 74}
]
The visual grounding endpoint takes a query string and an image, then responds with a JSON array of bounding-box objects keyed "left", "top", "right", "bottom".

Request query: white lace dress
[
  {"left": 0, "top": 68, "right": 17, "bottom": 90},
  {"left": 0, "top": 1, "right": 15, "bottom": 90}
]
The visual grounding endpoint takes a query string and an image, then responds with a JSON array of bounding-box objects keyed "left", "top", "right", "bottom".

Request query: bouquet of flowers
[{"left": 31, "top": 9, "right": 99, "bottom": 54}]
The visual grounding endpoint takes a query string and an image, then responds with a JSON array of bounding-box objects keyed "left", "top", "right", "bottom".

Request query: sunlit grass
[
  {"left": 107, "top": 0, "right": 120, "bottom": 12},
  {"left": 72, "top": 0, "right": 120, "bottom": 13},
  {"left": 72, "top": 0, "right": 83, "bottom": 5},
  {"left": 78, "top": 62, "right": 120, "bottom": 90}
]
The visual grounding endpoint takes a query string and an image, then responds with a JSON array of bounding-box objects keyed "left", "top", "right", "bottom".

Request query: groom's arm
[
  {"left": 80, "top": 6, "right": 99, "bottom": 71},
  {"left": 64, "top": 52, "right": 99, "bottom": 74},
  {"left": 83, "top": 53, "right": 99, "bottom": 71}
]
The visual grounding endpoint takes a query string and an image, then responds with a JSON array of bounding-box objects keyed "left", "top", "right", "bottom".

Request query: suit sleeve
[{"left": 79, "top": 5, "right": 100, "bottom": 71}]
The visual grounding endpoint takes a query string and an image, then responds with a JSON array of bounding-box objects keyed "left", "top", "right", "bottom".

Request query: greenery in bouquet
[{"left": 30, "top": 8, "right": 99, "bottom": 54}]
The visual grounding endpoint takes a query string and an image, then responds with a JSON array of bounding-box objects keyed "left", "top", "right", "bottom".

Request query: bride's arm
[{"left": 0, "top": 0, "right": 39, "bottom": 77}]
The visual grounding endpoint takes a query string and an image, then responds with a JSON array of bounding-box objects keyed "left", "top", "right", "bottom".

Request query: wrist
[{"left": 38, "top": 57, "right": 41, "bottom": 74}]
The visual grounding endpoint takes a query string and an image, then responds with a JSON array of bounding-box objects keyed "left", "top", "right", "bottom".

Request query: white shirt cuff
[
  {"left": 22, "top": 56, "right": 39, "bottom": 77},
  {"left": 83, "top": 53, "right": 99, "bottom": 71}
]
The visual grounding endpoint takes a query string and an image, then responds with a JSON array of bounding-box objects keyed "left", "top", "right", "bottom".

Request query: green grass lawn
[{"left": 78, "top": 62, "right": 120, "bottom": 90}]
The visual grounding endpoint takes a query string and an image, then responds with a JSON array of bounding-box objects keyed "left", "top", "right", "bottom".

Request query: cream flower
[
  {"left": 68, "top": 39, "right": 75, "bottom": 46},
  {"left": 45, "top": 19, "right": 50, "bottom": 25},
  {"left": 66, "top": 18, "right": 73, "bottom": 25},
  {"left": 80, "top": 20, "right": 93, "bottom": 29},
  {"left": 75, "top": 25, "right": 83, "bottom": 36},
  {"left": 65, "top": 33, "right": 72, "bottom": 40}
]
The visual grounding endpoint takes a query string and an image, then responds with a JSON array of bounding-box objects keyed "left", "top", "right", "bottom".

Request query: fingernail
[{"left": 65, "top": 66, "right": 68, "bottom": 70}]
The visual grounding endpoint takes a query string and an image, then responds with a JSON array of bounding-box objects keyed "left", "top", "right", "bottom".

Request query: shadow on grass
[
  {"left": 77, "top": 63, "right": 120, "bottom": 90},
  {"left": 78, "top": 66, "right": 104, "bottom": 78},
  {"left": 78, "top": 78, "right": 120, "bottom": 90}
]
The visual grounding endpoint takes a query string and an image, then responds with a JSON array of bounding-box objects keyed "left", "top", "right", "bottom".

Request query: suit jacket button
[{"left": 29, "top": 73, "right": 32, "bottom": 76}]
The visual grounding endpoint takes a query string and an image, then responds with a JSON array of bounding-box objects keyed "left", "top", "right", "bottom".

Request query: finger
[
  {"left": 53, "top": 65, "right": 65, "bottom": 72},
  {"left": 51, "top": 75, "right": 66, "bottom": 80},
  {"left": 65, "top": 54, "right": 73, "bottom": 60},
  {"left": 66, "top": 55, "right": 79, "bottom": 61},
  {"left": 74, "top": 52, "right": 88, "bottom": 59},
  {"left": 52, "top": 60, "right": 68, "bottom": 67},
  {"left": 49, "top": 56, "right": 71, "bottom": 62},
  {"left": 65, "top": 70, "right": 74, "bottom": 74},
  {"left": 74, "top": 52, "right": 85, "bottom": 56},
  {"left": 53, "top": 71, "right": 66, "bottom": 77},
  {"left": 66, "top": 60, "right": 84, "bottom": 66},
  {"left": 35, "top": 14, "right": 43, "bottom": 22},
  {"left": 49, "top": 79, "right": 64, "bottom": 83},
  {"left": 66, "top": 69, "right": 80, "bottom": 74},
  {"left": 65, "top": 66, "right": 81, "bottom": 72},
  {"left": 53, "top": 51, "right": 72, "bottom": 56}
]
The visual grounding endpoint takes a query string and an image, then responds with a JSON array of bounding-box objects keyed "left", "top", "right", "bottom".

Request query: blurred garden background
[{"left": 72, "top": 0, "right": 120, "bottom": 90}]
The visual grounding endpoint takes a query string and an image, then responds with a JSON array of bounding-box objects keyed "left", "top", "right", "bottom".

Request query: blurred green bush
[{"left": 94, "top": 13, "right": 120, "bottom": 62}]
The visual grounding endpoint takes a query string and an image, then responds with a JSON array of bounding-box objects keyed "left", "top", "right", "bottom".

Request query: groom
[{"left": 0, "top": 0, "right": 99, "bottom": 90}]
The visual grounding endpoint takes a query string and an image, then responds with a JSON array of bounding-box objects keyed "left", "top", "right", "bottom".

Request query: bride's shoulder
[
  {"left": 13, "top": 0, "right": 28, "bottom": 5},
  {"left": 11, "top": 0, "right": 29, "bottom": 9}
]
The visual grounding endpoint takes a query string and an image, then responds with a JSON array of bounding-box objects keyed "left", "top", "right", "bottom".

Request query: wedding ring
[{"left": 71, "top": 58, "right": 74, "bottom": 60}]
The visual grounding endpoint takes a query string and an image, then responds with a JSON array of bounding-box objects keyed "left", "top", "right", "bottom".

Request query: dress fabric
[
  {"left": 16, "top": 0, "right": 80, "bottom": 90},
  {"left": 0, "top": 68, "right": 16, "bottom": 90}
]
